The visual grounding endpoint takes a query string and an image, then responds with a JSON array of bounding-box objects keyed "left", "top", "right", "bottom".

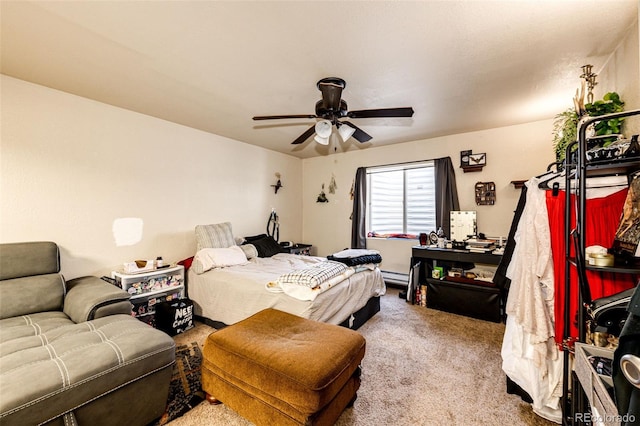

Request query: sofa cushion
[
  {"left": 0, "top": 273, "right": 65, "bottom": 319},
  {"left": 0, "top": 313, "right": 175, "bottom": 425},
  {"left": 0, "top": 241, "right": 60, "bottom": 280}
]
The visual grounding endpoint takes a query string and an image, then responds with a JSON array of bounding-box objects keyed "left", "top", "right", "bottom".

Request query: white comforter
[{"left": 187, "top": 253, "right": 386, "bottom": 326}]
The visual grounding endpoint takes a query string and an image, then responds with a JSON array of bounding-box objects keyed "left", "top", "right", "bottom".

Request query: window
[{"left": 367, "top": 161, "right": 436, "bottom": 235}]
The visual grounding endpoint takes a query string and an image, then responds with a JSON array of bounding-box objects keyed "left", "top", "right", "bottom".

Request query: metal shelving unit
[{"left": 561, "top": 109, "right": 640, "bottom": 426}]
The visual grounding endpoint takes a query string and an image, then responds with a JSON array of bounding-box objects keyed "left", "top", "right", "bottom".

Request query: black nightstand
[{"left": 284, "top": 244, "right": 313, "bottom": 256}]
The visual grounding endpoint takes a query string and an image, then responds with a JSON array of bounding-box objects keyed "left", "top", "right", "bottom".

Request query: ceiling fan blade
[
  {"left": 291, "top": 125, "right": 317, "bottom": 145},
  {"left": 343, "top": 121, "right": 373, "bottom": 143},
  {"left": 347, "top": 107, "right": 414, "bottom": 119},
  {"left": 253, "top": 114, "right": 316, "bottom": 121}
]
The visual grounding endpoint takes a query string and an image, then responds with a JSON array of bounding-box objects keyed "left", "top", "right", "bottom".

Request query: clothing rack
[{"left": 560, "top": 108, "right": 640, "bottom": 426}]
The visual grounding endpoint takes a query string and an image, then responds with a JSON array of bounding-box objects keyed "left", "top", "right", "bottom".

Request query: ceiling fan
[{"left": 252, "top": 77, "right": 414, "bottom": 145}]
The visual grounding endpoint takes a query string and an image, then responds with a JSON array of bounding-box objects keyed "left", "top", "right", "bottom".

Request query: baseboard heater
[{"left": 381, "top": 270, "right": 409, "bottom": 287}]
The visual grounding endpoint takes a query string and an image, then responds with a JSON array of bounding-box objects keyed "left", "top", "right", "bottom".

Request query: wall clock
[{"left": 460, "top": 150, "right": 471, "bottom": 167}]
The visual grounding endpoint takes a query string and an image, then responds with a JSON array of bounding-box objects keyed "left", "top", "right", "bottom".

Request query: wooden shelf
[
  {"left": 510, "top": 180, "right": 527, "bottom": 189},
  {"left": 461, "top": 165, "right": 484, "bottom": 173}
]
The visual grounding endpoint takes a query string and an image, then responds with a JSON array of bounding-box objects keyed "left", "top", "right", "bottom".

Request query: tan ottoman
[{"left": 201, "top": 308, "right": 366, "bottom": 426}]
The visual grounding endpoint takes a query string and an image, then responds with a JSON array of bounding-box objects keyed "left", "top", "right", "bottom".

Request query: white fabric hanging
[{"left": 501, "top": 177, "right": 563, "bottom": 423}]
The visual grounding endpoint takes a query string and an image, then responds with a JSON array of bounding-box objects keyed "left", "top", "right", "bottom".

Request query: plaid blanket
[{"left": 276, "top": 260, "right": 348, "bottom": 288}]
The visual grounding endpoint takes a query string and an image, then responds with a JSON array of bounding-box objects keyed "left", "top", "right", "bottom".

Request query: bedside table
[
  {"left": 285, "top": 244, "right": 313, "bottom": 256},
  {"left": 111, "top": 265, "right": 185, "bottom": 327}
]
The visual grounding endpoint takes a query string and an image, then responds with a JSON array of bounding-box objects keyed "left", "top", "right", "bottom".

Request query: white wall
[
  {"left": 598, "top": 18, "right": 640, "bottom": 134},
  {"left": 301, "top": 119, "right": 556, "bottom": 274},
  {"left": 0, "top": 76, "right": 303, "bottom": 279}
]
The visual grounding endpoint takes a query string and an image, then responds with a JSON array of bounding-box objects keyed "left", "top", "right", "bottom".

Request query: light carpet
[{"left": 167, "top": 288, "right": 556, "bottom": 425}]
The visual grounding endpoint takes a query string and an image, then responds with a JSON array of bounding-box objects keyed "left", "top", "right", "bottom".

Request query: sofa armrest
[{"left": 64, "top": 276, "right": 132, "bottom": 323}]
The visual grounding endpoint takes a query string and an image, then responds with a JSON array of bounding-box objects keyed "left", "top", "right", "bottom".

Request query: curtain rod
[{"left": 364, "top": 156, "right": 451, "bottom": 171}]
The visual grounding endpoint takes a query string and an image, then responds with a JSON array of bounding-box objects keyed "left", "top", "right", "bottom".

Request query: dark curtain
[
  {"left": 434, "top": 157, "right": 460, "bottom": 238},
  {"left": 351, "top": 167, "right": 367, "bottom": 249}
]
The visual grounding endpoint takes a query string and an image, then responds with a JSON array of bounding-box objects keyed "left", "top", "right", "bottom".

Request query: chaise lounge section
[{"left": 0, "top": 242, "right": 176, "bottom": 425}]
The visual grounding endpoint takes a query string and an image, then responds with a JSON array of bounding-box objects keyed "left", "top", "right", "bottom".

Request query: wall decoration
[
  {"left": 553, "top": 65, "right": 624, "bottom": 162},
  {"left": 271, "top": 172, "right": 283, "bottom": 194},
  {"left": 328, "top": 174, "right": 337, "bottom": 194},
  {"left": 316, "top": 183, "right": 329, "bottom": 203},
  {"left": 475, "top": 181, "right": 496, "bottom": 205},
  {"left": 460, "top": 150, "right": 472, "bottom": 167},
  {"left": 469, "top": 153, "right": 486, "bottom": 166},
  {"left": 460, "top": 150, "right": 486, "bottom": 173}
]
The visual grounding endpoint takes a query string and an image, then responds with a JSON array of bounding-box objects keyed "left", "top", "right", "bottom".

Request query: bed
[{"left": 185, "top": 222, "right": 386, "bottom": 330}]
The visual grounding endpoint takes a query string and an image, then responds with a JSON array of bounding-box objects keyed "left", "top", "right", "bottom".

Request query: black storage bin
[
  {"left": 155, "top": 298, "right": 194, "bottom": 336},
  {"left": 426, "top": 279, "right": 502, "bottom": 323}
]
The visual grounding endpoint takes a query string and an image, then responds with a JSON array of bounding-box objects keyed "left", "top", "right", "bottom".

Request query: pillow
[
  {"left": 192, "top": 246, "right": 248, "bottom": 274},
  {"left": 247, "top": 235, "right": 286, "bottom": 258},
  {"left": 239, "top": 243, "right": 258, "bottom": 260},
  {"left": 195, "top": 222, "right": 235, "bottom": 251},
  {"left": 178, "top": 256, "right": 194, "bottom": 271}
]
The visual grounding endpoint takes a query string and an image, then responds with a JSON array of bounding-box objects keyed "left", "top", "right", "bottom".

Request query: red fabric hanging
[{"left": 546, "top": 188, "right": 637, "bottom": 345}]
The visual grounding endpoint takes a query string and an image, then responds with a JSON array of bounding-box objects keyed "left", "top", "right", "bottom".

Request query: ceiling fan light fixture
[
  {"left": 338, "top": 124, "right": 356, "bottom": 142},
  {"left": 314, "top": 119, "right": 332, "bottom": 145},
  {"left": 315, "top": 120, "right": 332, "bottom": 137},
  {"left": 314, "top": 134, "right": 330, "bottom": 145},
  {"left": 252, "top": 77, "right": 414, "bottom": 146}
]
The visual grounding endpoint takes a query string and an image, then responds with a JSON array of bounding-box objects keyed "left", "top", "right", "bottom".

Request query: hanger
[
  {"left": 538, "top": 169, "right": 570, "bottom": 192},
  {"left": 536, "top": 161, "right": 563, "bottom": 179},
  {"left": 536, "top": 161, "right": 567, "bottom": 192},
  {"left": 539, "top": 171, "right": 627, "bottom": 199}
]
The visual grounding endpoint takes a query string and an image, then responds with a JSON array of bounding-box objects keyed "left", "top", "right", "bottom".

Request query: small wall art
[
  {"left": 316, "top": 183, "right": 329, "bottom": 203},
  {"left": 328, "top": 174, "right": 337, "bottom": 194},
  {"left": 475, "top": 181, "right": 496, "bottom": 205},
  {"left": 271, "top": 172, "right": 283, "bottom": 193}
]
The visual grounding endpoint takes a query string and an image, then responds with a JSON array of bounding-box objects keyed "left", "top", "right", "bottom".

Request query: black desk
[
  {"left": 411, "top": 246, "right": 503, "bottom": 322},
  {"left": 412, "top": 246, "right": 501, "bottom": 265}
]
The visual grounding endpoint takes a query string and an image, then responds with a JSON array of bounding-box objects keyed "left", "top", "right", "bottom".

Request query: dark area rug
[{"left": 152, "top": 342, "right": 205, "bottom": 425}]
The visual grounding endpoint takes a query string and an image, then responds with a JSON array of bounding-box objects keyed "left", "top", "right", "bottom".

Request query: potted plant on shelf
[{"left": 552, "top": 92, "right": 625, "bottom": 162}]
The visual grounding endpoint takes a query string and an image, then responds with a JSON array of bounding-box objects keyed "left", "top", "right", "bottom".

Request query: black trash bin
[{"left": 155, "top": 298, "right": 194, "bottom": 336}]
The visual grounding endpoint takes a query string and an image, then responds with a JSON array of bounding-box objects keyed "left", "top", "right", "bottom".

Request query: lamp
[
  {"left": 338, "top": 123, "right": 356, "bottom": 142},
  {"left": 314, "top": 120, "right": 332, "bottom": 145}
]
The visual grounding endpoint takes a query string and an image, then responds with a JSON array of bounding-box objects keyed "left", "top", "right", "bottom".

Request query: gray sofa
[{"left": 0, "top": 242, "right": 176, "bottom": 425}]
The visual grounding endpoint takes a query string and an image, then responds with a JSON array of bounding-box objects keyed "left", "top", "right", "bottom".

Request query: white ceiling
[{"left": 1, "top": 1, "right": 638, "bottom": 159}]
